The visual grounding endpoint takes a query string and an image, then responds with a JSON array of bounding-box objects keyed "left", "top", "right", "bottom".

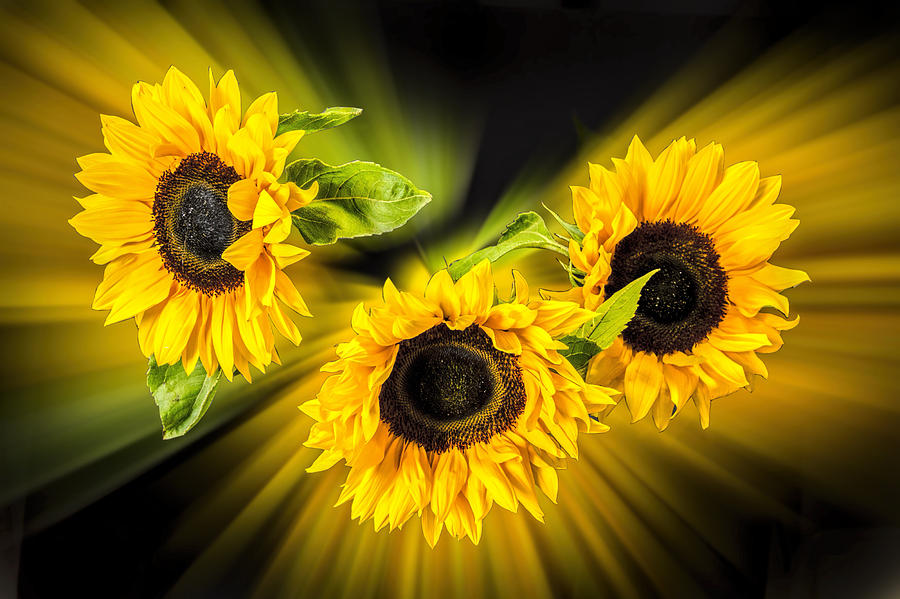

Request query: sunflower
[
  {"left": 566, "top": 136, "right": 808, "bottom": 430},
  {"left": 69, "top": 67, "right": 318, "bottom": 380},
  {"left": 301, "top": 260, "right": 617, "bottom": 545}
]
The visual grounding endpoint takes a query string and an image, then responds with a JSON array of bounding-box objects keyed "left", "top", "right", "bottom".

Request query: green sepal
[
  {"left": 558, "top": 258, "right": 587, "bottom": 287},
  {"left": 147, "top": 355, "right": 222, "bottom": 439},
  {"left": 286, "top": 159, "right": 431, "bottom": 245},
  {"left": 276, "top": 106, "right": 362, "bottom": 137},
  {"left": 559, "top": 269, "right": 659, "bottom": 375},
  {"left": 447, "top": 211, "right": 568, "bottom": 281},
  {"left": 542, "top": 202, "right": 584, "bottom": 243}
]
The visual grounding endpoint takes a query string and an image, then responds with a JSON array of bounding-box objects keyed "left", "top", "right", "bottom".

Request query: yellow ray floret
[
  {"left": 70, "top": 67, "right": 318, "bottom": 380},
  {"left": 567, "top": 136, "right": 808, "bottom": 430},
  {"left": 302, "top": 259, "right": 618, "bottom": 546}
]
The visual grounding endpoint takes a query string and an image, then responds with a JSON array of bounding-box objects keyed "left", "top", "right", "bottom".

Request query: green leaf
[
  {"left": 447, "top": 211, "right": 568, "bottom": 281},
  {"left": 286, "top": 159, "right": 431, "bottom": 245},
  {"left": 542, "top": 202, "right": 584, "bottom": 243},
  {"left": 276, "top": 106, "right": 362, "bottom": 136},
  {"left": 559, "top": 269, "right": 659, "bottom": 375},
  {"left": 147, "top": 355, "right": 222, "bottom": 439},
  {"left": 556, "top": 336, "right": 603, "bottom": 377}
]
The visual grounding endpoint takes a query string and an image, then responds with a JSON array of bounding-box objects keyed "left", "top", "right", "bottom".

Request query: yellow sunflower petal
[
  {"left": 424, "top": 269, "right": 460, "bottom": 321},
  {"left": 484, "top": 303, "right": 535, "bottom": 330},
  {"left": 75, "top": 154, "right": 158, "bottom": 201},
  {"left": 69, "top": 200, "right": 153, "bottom": 244},
  {"left": 208, "top": 69, "right": 241, "bottom": 130},
  {"left": 643, "top": 136, "right": 691, "bottom": 221},
  {"left": 571, "top": 185, "right": 597, "bottom": 233},
  {"left": 131, "top": 81, "right": 200, "bottom": 156},
  {"left": 268, "top": 243, "right": 310, "bottom": 269},
  {"left": 694, "top": 385, "right": 712, "bottom": 429},
  {"left": 400, "top": 444, "right": 432, "bottom": 508},
  {"left": 455, "top": 258, "right": 493, "bottom": 318},
  {"left": 749, "top": 174, "right": 782, "bottom": 209},
  {"left": 162, "top": 66, "right": 205, "bottom": 112},
  {"left": 283, "top": 180, "right": 318, "bottom": 211},
  {"left": 511, "top": 269, "right": 530, "bottom": 304},
  {"left": 244, "top": 252, "right": 276, "bottom": 313},
  {"left": 750, "top": 263, "right": 810, "bottom": 291},
  {"left": 481, "top": 327, "right": 523, "bottom": 354},
  {"left": 210, "top": 294, "right": 235, "bottom": 379},
  {"left": 153, "top": 290, "right": 199, "bottom": 364},
  {"left": 181, "top": 300, "right": 207, "bottom": 375},
  {"left": 530, "top": 300, "right": 594, "bottom": 337},
  {"left": 663, "top": 363, "right": 697, "bottom": 409},
  {"left": 728, "top": 274, "right": 792, "bottom": 317},
  {"left": 262, "top": 214, "right": 292, "bottom": 244},
  {"left": 243, "top": 113, "right": 275, "bottom": 167},
  {"left": 502, "top": 455, "right": 543, "bottom": 522},
  {"left": 242, "top": 91, "right": 278, "bottom": 135},
  {"left": 672, "top": 141, "right": 724, "bottom": 222},
  {"left": 89, "top": 237, "right": 155, "bottom": 265},
  {"left": 692, "top": 343, "right": 748, "bottom": 388},
  {"left": 693, "top": 161, "right": 760, "bottom": 232},
  {"left": 469, "top": 445, "right": 517, "bottom": 511},
  {"left": 227, "top": 178, "right": 259, "bottom": 222},
  {"left": 623, "top": 351, "right": 663, "bottom": 422},
  {"left": 227, "top": 127, "right": 266, "bottom": 179},
  {"left": 651, "top": 391, "right": 675, "bottom": 431},
  {"left": 99, "top": 114, "right": 160, "bottom": 169},
  {"left": 251, "top": 189, "right": 284, "bottom": 229},
  {"left": 222, "top": 228, "right": 263, "bottom": 271},
  {"left": 274, "top": 268, "right": 312, "bottom": 316},
  {"left": 103, "top": 258, "right": 173, "bottom": 325},
  {"left": 212, "top": 104, "right": 238, "bottom": 157},
  {"left": 623, "top": 135, "right": 653, "bottom": 213},
  {"left": 431, "top": 449, "right": 468, "bottom": 522},
  {"left": 162, "top": 66, "right": 214, "bottom": 152},
  {"left": 273, "top": 129, "right": 304, "bottom": 161},
  {"left": 716, "top": 205, "right": 799, "bottom": 272}
]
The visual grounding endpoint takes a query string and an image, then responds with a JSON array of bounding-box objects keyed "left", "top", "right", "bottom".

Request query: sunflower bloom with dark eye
[
  {"left": 565, "top": 136, "right": 808, "bottom": 430},
  {"left": 69, "top": 67, "right": 318, "bottom": 380},
  {"left": 302, "top": 260, "right": 617, "bottom": 545}
]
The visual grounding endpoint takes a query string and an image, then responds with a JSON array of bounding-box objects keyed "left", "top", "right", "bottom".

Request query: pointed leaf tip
[
  {"left": 276, "top": 106, "right": 363, "bottom": 136},
  {"left": 559, "top": 269, "right": 659, "bottom": 375},
  {"left": 147, "top": 355, "right": 222, "bottom": 439},
  {"left": 447, "top": 211, "right": 568, "bottom": 281},
  {"left": 286, "top": 159, "right": 431, "bottom": 245},
  {"left": 542, "top": 202, "right": 585, "bottom": 243}
]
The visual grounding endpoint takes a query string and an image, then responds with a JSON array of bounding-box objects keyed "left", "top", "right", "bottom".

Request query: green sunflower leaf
[
  {"left": 276, "top": 106, "right": 362, "bottom": 136},
  {"left": 559, "top": 268, "right": 659, "bottom": 375},
  {"left": 556, "top": 336, "right": 603, "bottom": 378},
  {"left": 542, "top": 202, "right": 584, "bottom": 243},
  {"left": 286, "top": 159, "right": 431, "bottom": 245},
  {"left": 147, "top": 355, "right": 222, "bottom": 440},
  {"left": 447, "top": 211, "right": 569, "bottom": 281}
]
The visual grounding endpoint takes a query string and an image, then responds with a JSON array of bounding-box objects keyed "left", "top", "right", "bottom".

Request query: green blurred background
[{"left": 1, "top": 1, "right": 899, "bottom": 597}]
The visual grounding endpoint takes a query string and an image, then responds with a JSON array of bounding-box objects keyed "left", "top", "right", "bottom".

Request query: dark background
[{"left": 15, "top": 1, "right": 900, "bottom": 597}]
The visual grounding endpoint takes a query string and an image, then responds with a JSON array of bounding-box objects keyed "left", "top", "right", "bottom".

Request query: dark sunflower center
[
  {"left": 175, "top": 184, "right": 234, "bottom": 261},
  {"left": 605, "top": 220, "right": 728, "bottom": 355},
  {"left": 380, "top": 324, "right": 526, "bottom": 453},
  {"left": 405, "top": 344, "right": 494, "bottom": 420},
  {"left": 639, "top": 262, "right": 697, "bottom": 324},
  {"left": 153, "top": 152, "right": 249, "bottom": 295}
]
